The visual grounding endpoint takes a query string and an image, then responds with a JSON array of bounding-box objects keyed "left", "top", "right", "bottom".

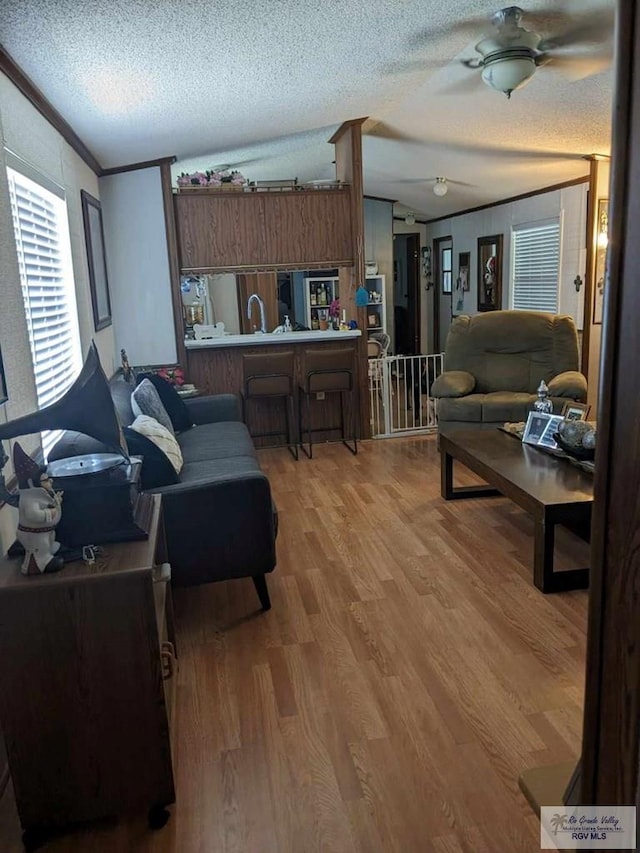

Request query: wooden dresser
[{"left": 0, "top": 494, "right": 176, "bottom": 846}]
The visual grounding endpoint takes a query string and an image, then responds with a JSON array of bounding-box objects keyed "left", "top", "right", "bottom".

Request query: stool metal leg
[
  {"left": 340, "top": 390, "right": 357, "bottom": 455},
  {"left": 284, "top": 394, "right": 298, "bottom": 460}
]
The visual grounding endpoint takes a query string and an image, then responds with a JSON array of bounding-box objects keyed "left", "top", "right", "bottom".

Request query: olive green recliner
[{"left": 432, "top": 311, "right": 587, "bottom": 432}]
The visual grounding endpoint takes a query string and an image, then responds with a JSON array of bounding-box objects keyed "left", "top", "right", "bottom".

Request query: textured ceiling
[{"left": 0, "top": 0, "right": 615, "bottom": 218}]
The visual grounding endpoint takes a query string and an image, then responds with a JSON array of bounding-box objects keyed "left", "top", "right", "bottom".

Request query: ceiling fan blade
[
  {"left": 544, "top": 52, "right": 613, "bottom": 81},
  {"left": 395, "top": 177, "right": 475, "bottom": 188},
  {"left": 436, "top": 73, "right": 485, "bottom": 96},
  {"left": 408, "top": 17, "right": 489, "bottom": 49},
  {"left": 537, "top": 9, "right": 615, "bottom": 51}
]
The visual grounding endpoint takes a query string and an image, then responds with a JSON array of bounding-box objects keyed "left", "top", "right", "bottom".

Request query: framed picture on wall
[
  {"left": 593, "top": 198, "right": 608, "bottom": 325},
  {"left": 458, "top": 252, "right": 470, "bottom": 291},
  {"left": 477, "top": 234, "right": 503, "bottom": 312},
  {"left": 81, "top": 190, "right": 112, "bottom": 332}
]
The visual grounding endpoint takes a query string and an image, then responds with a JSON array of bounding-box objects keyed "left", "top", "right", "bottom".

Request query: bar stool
[
  {"left": 241, "top": 351, "right": 298, "bottom": 460},
  {"left": 298, "top": 347, "right": 358, "bottom": 458}
]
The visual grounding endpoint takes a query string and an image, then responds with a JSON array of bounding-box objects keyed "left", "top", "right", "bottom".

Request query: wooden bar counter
[{"left": 185, "top": 330, "right": 363, "bottom": 448}]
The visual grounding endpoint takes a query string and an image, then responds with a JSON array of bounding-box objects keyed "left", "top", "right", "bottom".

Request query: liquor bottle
[
  {"left": 320, "top": 284, "right": 327, "bottom": 305},
  {"left": 310, "top": 285, "right": 317, "bottom": 306}
]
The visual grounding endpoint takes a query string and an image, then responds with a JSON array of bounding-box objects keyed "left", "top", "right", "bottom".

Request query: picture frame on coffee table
[
  {"left": 561, "top": 401, "right": 591, "bottom": 422},
  {"left": 522, "top": 411, "right": 564, "bottom": 449}
]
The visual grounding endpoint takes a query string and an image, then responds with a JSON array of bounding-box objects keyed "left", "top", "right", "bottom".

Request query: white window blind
[
  {"left": 512, "top": 220, "right": 560, "bottom": 313},
  {"left": 7, "top": 163, "right": 82, "bottom": 456}
]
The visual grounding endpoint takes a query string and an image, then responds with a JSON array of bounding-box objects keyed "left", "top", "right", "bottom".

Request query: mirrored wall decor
[{"left": 477, "top": 234, "right": 503, "bottom": 312}]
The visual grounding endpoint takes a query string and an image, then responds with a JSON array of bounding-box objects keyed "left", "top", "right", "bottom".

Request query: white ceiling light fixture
[
  {"left": 433, "top": 178, "right": 448, "bottom": 197},
  {"left": 405, "top": 211, "right": 416, "bottom": 225}
]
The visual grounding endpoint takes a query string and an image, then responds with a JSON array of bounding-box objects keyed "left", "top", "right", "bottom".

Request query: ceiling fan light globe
[
  {"left": 433, "top": 179, "right": 448, "bottom": 197},
  {"left": 481, "top": 56, "right": 536, "bottom": 96}
]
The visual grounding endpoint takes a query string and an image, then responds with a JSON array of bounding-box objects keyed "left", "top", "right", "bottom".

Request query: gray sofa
[
  {"left": 49, "top": 377, "right": 278, "bottom": 610},
  {"left": 432, "top": 311, "right": 587, "bottom": 432}
]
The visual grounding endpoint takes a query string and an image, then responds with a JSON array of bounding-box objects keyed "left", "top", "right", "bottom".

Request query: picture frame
[
  {"left": 592, "top": 198, "right": 608, "bottom": 325},
  {"left": 561, "top": 401, "right": 591, "bottom": 421},
  {"left": 0, "top": 345, "right": 7, "bottom": 405},
  {"left": 81, "top": 190, "right": 112, "bottom": 332},
  {"left": 522, "top": 411, "right": 564, "bottom": 449},
  {"left": 477, "top": 234, "right": 503, "bottom": 312},
  {"left": 458, "top": 252, "right": 470, "bottom": 291}
]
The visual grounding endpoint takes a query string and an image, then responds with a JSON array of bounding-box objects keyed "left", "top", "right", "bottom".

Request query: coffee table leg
[
  {"left": 441, "top": 450, "right": 454, "bottom": 499},
  {"left": 534, "top": 518, "right": 555, "bottom": 593}
]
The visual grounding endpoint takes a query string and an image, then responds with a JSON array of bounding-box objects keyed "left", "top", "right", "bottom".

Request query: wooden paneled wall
[
  {"left": 236, "top": 272, "right": 278, "bottom": 333},
  {"left": 174, "top": 190, "right": 353, "bottom": 272}
]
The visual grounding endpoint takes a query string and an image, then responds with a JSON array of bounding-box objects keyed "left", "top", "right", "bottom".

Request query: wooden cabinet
[
  {"left": 174, "top": 188, "right": 353, "bottom": 272},
  {"left": 0, "top": 494, "right": 175, "bottom": 843}
]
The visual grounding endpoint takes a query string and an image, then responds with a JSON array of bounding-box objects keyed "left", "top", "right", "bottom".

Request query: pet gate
[{"left": 368, "top": 353, "right": 444, "bottom": 438}]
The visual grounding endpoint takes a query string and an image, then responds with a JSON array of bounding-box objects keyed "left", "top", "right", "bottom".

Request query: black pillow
[
  {"left": 136, "top": 373, "right": 192, "bottom": 433},
  {"left": 123, "top": 427, "right": 180, "bottom": 489}
]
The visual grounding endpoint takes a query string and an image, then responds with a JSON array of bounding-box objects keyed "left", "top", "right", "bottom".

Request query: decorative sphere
[
  {"left": 582, "top": 430, "right": 597, "bottom": 450},
  {"left": 557, "top": 420, "right": 595, "bottom": 448}
]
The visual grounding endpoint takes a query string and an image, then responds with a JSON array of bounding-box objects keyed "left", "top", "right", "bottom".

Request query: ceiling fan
[
  {"left": 394, "top": 4, "right": 614, "bottom": 98},
  {"left": 396, "top": 176, "right": 475, "bottom": 196}
]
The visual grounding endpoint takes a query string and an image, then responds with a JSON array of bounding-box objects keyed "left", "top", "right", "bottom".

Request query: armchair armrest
[
  {"left": 548, "top": 371, "right": 587, "bottom": 401},
  {"left": 431, "top": 370, "right": 476, "bottom": 398},
  {"left": 184, "top": 393, "right": 240, "bottom": 424}
]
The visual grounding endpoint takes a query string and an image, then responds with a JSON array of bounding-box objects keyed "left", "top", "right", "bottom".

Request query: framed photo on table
[
  {"left": 522, "top": 411, "right": 564, "bottom": 449},
  {"left": 561, "top": 401, "right": 591, "bottom": 421}
]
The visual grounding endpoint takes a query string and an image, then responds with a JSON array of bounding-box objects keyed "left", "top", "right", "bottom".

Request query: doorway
[{"left": 393, "top": 233, "right": 421, "bottom": 354}]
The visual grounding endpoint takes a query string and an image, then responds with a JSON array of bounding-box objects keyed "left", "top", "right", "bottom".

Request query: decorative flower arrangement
[
  {"left": 176, "top": 169, "right": 247, "bottom": 188},
  {"left": 155, "top": 366, "right": 185, "bottom": 386},
  {"left": 328, "top": 298, "right": 340, "bottom": 319}
]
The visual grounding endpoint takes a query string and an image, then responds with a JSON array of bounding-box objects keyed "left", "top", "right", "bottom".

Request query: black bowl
[{"left": 553, "top": 433, "right": 595, "bottom": 461}]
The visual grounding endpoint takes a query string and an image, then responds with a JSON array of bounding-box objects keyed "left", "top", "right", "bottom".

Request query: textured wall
[{"left": 0, "top": 71, "right": 114, "bottom": 555}]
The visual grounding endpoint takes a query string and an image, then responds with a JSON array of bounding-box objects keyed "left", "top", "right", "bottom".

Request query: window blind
[
  {"left": 512, "top": 220, "right": 560, "bottom": 313},
  {"left": 7, "top": 165, "right": 82, "bottom": 456}
]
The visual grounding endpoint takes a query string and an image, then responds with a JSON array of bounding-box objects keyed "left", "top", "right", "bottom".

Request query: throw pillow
[
  {"left": 129, "top": 415, "right": 183, "bottom": 475},
  {"left": 136, "top": 372, "right": 192, "bottom": 433},
  {"left": 131, "top": 378, "right": 175, "bottom": 435},
  {"left": 123, "top": 427, "right": 180, "bottom": 489}
]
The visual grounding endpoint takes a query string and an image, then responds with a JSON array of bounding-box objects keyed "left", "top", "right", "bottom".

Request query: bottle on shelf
[
  {"left": 320, "top": 284, "right": 327, "bottom": 305},
  {"left": 310, "top": 285, "right": 317, "bottom": 306}
]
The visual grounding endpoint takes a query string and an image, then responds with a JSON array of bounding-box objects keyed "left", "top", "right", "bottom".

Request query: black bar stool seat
[
  {"left": 298, "top": 347, "right": 358, "bottom": 458},
  {"left": 241, "top": 351, "right": 298, "bottom": 460}
]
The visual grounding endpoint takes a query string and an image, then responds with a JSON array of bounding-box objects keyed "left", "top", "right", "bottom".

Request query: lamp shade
[
  {"left": 433, "top": 178, "right": 448, "bottom": 197},
  {"left": 481, "top": 56, "right": 536, "bottom": 97}
]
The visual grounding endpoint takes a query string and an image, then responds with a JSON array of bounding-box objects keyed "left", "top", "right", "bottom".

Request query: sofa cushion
[
  {"left": 481, "top": 392, "right": 537, "bottom": 423},
  {"left": 131, "top": 379, "right": 174, "bottom": 435},
  {"left": 179, "top": 454, "right": 263, "bottom": 484},
  {"left": 122, "top": 427, "right": 180, "bottom": 489},
  {"left": 136, "top": 372, "right": 193, "bottom": 432},
  {"left": 438, "top": 394, "right": 485, "bottom": 423},
  {"left": 130, "top": 415, "right": 183, "bottom": 474},
  {"left": 178, "top": 421, "right": 257, "bottom": 463}
]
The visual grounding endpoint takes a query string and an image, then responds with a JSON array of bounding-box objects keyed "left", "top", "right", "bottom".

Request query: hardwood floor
[{"left": 0, "top": 436, "right": 588, "bottom": 852}]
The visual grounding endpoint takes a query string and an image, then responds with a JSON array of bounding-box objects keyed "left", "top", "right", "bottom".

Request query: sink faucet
[{"left": 247, "top": 293, "right": 267, "bottom": 334}]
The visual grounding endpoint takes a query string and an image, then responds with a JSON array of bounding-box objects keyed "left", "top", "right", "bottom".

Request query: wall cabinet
[
  {"left": 0, "top": 494, "right": 175, "bottom": 846},
  {"left": 174, "top": 189, "right": 353, "bottom": 272}
]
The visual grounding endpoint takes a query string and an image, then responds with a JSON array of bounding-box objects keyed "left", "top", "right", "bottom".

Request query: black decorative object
[{"left": 81, "top": 190, "right": 112, "bottom": 332}]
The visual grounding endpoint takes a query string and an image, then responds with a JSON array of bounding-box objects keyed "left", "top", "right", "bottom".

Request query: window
[
  {"left": 512, "top": 219, "right": 560, "bottom": 313},
  {"left": 6, "top": 157, "right": 82, "bottom": 457},
  {"left": 441, "top": 246, "right": 452, "bottom": 293}
]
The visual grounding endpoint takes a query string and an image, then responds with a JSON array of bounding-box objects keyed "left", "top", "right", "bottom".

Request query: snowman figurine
[{"left": 11, "top": 442, "right": 64, "bottom": 575}]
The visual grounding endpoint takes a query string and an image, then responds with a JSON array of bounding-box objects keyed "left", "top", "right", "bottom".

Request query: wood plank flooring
[{"left": 0, "top": 436, "right": 589, "bottom": 852}]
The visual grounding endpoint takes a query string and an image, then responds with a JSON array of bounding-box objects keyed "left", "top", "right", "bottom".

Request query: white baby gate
[{"left": 368, "top": 353, "right": 444, "bottom": 438}]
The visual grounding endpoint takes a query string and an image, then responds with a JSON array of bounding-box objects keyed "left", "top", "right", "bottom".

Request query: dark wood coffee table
[{"left": 439, "top": 429, "right": 593, "bottom": 593}]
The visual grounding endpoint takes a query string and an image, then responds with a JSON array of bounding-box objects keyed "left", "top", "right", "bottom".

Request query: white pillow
[{"left": 130, "top": 415, "right": 183, "bottom": 475}]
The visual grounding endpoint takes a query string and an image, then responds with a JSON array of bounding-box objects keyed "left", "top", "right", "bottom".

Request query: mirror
[
  {"left": 180, "top": 268, "right": 339, "bottom": 337},
  {"left": 477, "top": 234, "right": 503, "bottom": 312}
]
